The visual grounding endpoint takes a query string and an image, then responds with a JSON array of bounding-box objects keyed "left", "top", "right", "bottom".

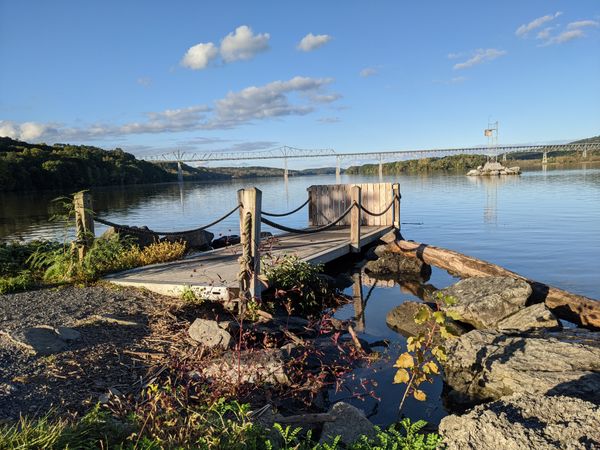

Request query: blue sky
[{"left": 1, "top": 1, "right": 599, "bottom": 167}]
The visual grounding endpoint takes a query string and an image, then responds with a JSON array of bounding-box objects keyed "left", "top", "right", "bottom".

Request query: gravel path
[{"left": 0, "top": 284, "right": 179, "bottom": 420}]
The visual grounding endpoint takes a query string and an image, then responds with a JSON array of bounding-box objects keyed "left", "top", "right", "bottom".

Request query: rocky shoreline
[{"left": 366, "top": 243, "right": 600, "bottom": 449}]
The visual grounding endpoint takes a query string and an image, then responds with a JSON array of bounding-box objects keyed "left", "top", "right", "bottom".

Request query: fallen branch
[{"left": 381, "top": 234, "right": 600, "bottom": 329}]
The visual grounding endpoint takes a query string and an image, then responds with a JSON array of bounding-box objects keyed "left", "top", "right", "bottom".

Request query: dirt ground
[{"left": 0, "top": 283, "right": 208, "bottom": 420}]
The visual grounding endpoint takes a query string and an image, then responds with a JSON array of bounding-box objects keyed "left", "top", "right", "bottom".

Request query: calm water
[{"left": 1, "top": 165, "right": 599, "bottom": 425}]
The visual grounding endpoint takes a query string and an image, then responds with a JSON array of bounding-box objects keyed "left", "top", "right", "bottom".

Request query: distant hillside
[{"left": 0, "top": 137, "right": 335, "bottom": 192}]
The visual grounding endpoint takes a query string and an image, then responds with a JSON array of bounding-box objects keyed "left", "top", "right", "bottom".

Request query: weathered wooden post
[
  {"left": 350, "top": 185, "right": 361, "bottom": 253},
  {"left": 237, "top": 187, "right": 262, "bottom": 313},
  {"left": 73, "top": 191, "right": 95, "bottom": 260},
  {"left": 352, "top": 272, "right": 365, "bottom": 331},
  {"left": 392, "top": 183, "right": 401, "bottom": 230}
]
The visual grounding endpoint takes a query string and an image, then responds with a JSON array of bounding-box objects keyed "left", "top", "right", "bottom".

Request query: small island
[{"left": 466, "top": 161, "right": 521, "bottom": 176}]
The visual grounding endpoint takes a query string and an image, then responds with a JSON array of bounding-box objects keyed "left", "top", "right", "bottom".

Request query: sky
[{"left": 1, "top": 1, "right": 599, "bottom": 168}]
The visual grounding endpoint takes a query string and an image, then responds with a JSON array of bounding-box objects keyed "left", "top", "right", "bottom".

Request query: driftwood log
[{"left": 381, "top": 233, "right": 600, "bottom": 330}]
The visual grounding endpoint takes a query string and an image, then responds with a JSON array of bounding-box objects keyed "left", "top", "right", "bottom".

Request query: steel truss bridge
[{"left": 141, "top": 142, "right": 600, "bottom": 178}]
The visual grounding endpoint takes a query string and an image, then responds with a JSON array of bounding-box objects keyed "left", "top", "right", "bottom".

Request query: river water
[{"left": 1, "top": 165, "right": 599, "bottom": 425}]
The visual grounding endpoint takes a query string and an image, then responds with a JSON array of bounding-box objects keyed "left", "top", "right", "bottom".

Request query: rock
[
  {"left": 364, "top": 251, "right": 431, "bottom": 282},
  {"left": 161, "top": 229, "right": 214, "bottom": 250},
  {"left": 443, "top": 328, "right": 600, "bottom": 406},
  {"left": 319, "top": 402, "right": 376, "bottom": 446},
  {"left": 386, "top": 302, "right": 466, "bottom": 338},
  {"left": 439, "top": 393, "right": 600, "bottom": 450},
  {"left": 188, "top": 318, "right": 233, "bottom": 349},
  {"left": 437, "top": 277, "right": 532, "bottom": 329},
  {"left": 56, "top": 326, "right": 81, "bottom": 341},
  {"left": 101, "top": 225, "right": 158, "bottom": 248},
  {"left": 201, "top": 348, "right": 290, "bottom": 385},
  {"left": 386, "top": 302, "right": 432, "bottom": 337},
  {"left": 211, "top": 235, "right": 241, "bottom": 249},
  {"left": 497, "top": 303, "right": 561, "bottom": 331},
  {"left": 15, "top": 326, "right": 68, "bottom": 355}
]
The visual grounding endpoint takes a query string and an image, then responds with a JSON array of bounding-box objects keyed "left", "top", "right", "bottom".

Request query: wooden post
[
  {"left": 73, "top": 191, "right": 94, "bottom": 260},
  {"left": 392, "top": 183, "right": 401, "bottom": 230},
  {"left": 238, "top": 188, "right": 262, "bottom": 312},
  {"left": 352, "top": 272, "right": 365, "bottom": 331},
  {"left": 350, "top": 185, "right": 361, "bottom": 253}
]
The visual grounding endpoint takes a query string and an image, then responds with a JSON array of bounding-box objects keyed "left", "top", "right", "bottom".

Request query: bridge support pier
[
  {"left": 502, "top": 153, "right": 507, "bottom": 162},
  {"left": 542, "top": 151, "right": 548, "bottom": 164},
  {"left": 284, "top": 157, "right": 289, "bottom": 180},
  {"left": 336, "top": 156, "right": 341, "bottom": 183},
  {"left": 378, "top": 157, "right": 383, "bottom": 180},
  {"left": 177, "top": 161, "right": 183, "bottom": 183},
  {"left": 582, "top": 148, "right": 588, "bottom": 159}
]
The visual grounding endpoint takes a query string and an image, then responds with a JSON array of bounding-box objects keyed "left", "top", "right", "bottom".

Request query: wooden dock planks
[{"left": 105, "top": 225, "right": 392, "bottom": 300}]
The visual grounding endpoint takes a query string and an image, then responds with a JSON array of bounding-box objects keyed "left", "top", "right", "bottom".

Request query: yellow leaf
[
  {"left": 425, "top": 361, "right": 439, "bottom": 374},
  {"left": 414, "top": 306, "right": 431, "bottom": 325},
  {"left": 394, "top": 353, "right": 414, "bottom": 369},
  {"left": 413, "top": 389, "right": 427, "bottom": 401},
  {"left": 393, "top": 369, "right": 410, "bottom": 384},
  {"left": 433, "top": 311, "right": 445, "bottom": 325}
]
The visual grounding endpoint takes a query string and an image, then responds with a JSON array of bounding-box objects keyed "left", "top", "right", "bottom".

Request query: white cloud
[
  {"left": 516, "top": 12, "right": 562, "bottom": 37},
  {"left": 0, "top": 121, "right": 18, "bottom": 139},
  {"left": 181, "top": 42, "right": 219, "bottom": 70},
  {"left": 136, "top": 77, "right": 152, "bottom": 87},
  {"left": 317, "top": 116, "right": 340, "bottom": 124},
  {"left": 542, "top": 29, "right": 585, "bottom": 45},
  {"left": 453, "top": 49, "right": 507, "bottom": 70},
  {"left": 211, "top": 76, "right": 334, "bottom": 128},
  {"left": 297, "top": 33, "right": 332, "bottom": 52},
  {"left": 536, "top": 27, "right": 554, "bottom": 40},
  {"left": 220, "top": 25, "right": 270, "bottom": 62},
  {"left": 359, "top": 67, "right": 378, "bottom": 77},
  {"left": 0, "top": 76, "right": 339, "bottom": 141},
  {"left": 567, "top": 20, "right": 599, "bottom": 30},
  {"left": 447, "top": 52, "right": 463, "bottom": 59}
]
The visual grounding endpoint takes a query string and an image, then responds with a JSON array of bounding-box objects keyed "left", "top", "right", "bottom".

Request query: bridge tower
[
  {"left": 335, "top": 156, "right": 341, "bottom": 183},
  {"left": 484, "top": 120, "right": 499, "bottom": 161},
  {"left": 542, "top": 151, "right": 548, "bottom": 164}
]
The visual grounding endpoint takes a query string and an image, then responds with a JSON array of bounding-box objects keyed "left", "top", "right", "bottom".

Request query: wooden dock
[
  {"left": 105, "top": 225, "right": 392, "bottom": 301},
  {"left": 100, "top": 182, "right": 400, "bottom": 303}
]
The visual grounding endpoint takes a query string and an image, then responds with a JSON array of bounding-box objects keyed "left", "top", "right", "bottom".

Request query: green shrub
[{"left": 263, "top": 255, "right": 335, "bottom": 317}]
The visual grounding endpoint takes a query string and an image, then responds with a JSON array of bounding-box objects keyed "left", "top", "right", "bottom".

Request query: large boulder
[
  {"left": 162, "top": 229, "right": 214, "bottom": 250},
  {"left": 319, "top": 402, "right": 376, "bottom": 446},
  {"left": 364, "top": 250, "right": 431, "bottom": 282},
  {"left": 188, "top": 318, "right": 233, "bottom": 350},
  {"left": 496, "top": 303, "right": 560, "bottom": 331},
  {"left": 439, "top": 393, "right": 600, "bottom": 450},
  {"left": 443, "top": 328, "right": 600, "bottom": 406},
  {"left": 101, "top": 226, "right": 158, "bottom": 248},
  {"left": 437, "top": 277, "right": 532, "bottom": 329}
]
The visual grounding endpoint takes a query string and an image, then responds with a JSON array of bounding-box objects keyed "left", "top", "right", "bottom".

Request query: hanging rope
[
  {"left": 237, "top": 211, "right": 253, "bottom": 312},
  {"left": 359, "top": 195, "right": 398, "bottom": 217},
  {"left": 93, "top": 204, "right": 240, "bottom": 236},
  {"left": 262, "top": 196, "right": 310, "bottom": 217},
  {"left": 261, "top": 202, "right": 356, "bottom": 234}
]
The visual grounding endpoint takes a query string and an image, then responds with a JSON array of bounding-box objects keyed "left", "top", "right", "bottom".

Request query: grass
[
  {"left": 0, "top": 399, "right": 443, "bottom": 450},
  {"left": 0, "top": 237, "right": 186, "bottom": 294}
]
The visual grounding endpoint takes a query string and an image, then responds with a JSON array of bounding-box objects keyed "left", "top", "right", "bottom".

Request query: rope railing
[
  {"left": 359, "top": 194, "right": 399, "bottom": 217},
  {"left": 260, "top": 202, "right": 356, "bottom": 234},
  {"left": 93, "top": 204, "right": 241, "bottom": 236},
  {"left": 262, "top": 197, "right": 310, "bottom": 217}
]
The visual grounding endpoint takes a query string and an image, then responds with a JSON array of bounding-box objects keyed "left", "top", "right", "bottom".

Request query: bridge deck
[{"left": 105, "top": 225, "right": 392, "bottom": 301}]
